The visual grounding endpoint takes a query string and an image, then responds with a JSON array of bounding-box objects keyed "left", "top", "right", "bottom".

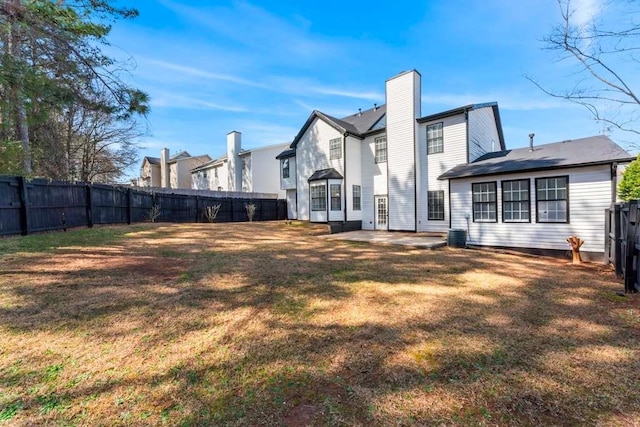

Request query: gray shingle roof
[
  {"left": 439, "top": 135, "right": 634, "bottom": 180},
  {"left": 289, "top": 105, "right": 387, "bottom": 151},
  {"left": 308, "top": 168, "right": 343, "bottom": 182},
  {"left": 144, "top": 156, "right": 161, "bottom": 166},
  {"left": 276, "top": 148, "right": 296, "bottom": 159}
]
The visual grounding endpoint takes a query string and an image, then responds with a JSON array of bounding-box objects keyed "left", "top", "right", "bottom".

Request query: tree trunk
[
  {"left": 567, "top": 236, "right": 585, "bottom": 264},
  {"left": 6, "top": 0, "right": 31, "bottom": 174}
]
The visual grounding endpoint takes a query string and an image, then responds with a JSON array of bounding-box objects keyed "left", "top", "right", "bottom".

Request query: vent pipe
[
  {"left": 374, "top": 103, "right": 378, "bottom": 110},
  {"left": 358, "top": 108, "right": 362, "bottom": 116},
  {"left": 528, "top": 133, "right": 535, "bottom": 151}
]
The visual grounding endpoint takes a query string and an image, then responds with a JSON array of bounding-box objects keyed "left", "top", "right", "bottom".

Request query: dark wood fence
[
  {"left": 605, "top": 201, "right": 640, "bottom": 293},
  {"left": 0, "top": 175, "right": 287, "bottom": 236}
]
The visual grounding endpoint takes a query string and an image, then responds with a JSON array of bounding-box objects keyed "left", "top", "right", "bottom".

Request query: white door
[{"left": 375, "top": 196, "right": 388, "bottom": 230}]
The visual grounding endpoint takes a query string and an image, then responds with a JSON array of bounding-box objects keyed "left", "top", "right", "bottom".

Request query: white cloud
[
  {"left": 309, "top": 86, "right": 384, "bottom": 102},
  {"left": 570, "top": 0, "right": 603, "bottom": 27},
  {"left": 423, "top": 91, "right": 574, "bottom": 111},
  {"left": 151, "top": 91, "right": 250, "bottom": 113}
]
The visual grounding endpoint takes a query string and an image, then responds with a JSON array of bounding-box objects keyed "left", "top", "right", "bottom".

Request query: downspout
[
  {"left": 611, "top": 162, "right": 618, "bottom": 203},
  {"left": 343, "top": 133, "right": 348, "bottom": 223}
]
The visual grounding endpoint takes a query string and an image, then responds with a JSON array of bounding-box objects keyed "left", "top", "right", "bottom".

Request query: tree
[
  {"left": 618, "top": 155, "right": 640, "bottom": 201},
  {"left": 528, "top": 0, "right": 640, "bottom": 139},
  {"left": 0, "top": 0, "right": 149, "bottom": 181}
]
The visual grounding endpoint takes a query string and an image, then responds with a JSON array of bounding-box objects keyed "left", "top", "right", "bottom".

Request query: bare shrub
[
  {"left": 148, "top": 203, "right": 161, "bottom": 223},
  {"left": 204, "top": 204, "right": 222, "bottom": 223},
  {"left": 245, "top": 203, "right": 256, "bottom": 222}
]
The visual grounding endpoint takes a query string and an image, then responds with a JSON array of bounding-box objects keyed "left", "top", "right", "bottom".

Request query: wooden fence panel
[
  {"left": 0, "top": 175, "right": 288, "bottom": 236},
  {"left": 0, "top": 176, "right": 22, "bottom": 235}
]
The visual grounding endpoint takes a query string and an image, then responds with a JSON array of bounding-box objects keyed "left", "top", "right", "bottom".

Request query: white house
[
  {"left": 136, "top": 156, "right": 161, "bottom": 187},
  {"left": 278, "top": 69, "right": 632, "bottom": 256},
  {"left": 191, "top": 131, "right": 288, "bottom": 197}
]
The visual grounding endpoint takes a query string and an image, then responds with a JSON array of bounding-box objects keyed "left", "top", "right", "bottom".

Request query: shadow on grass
[{"left": 0, "top": 222, "right": 638, "bottom": 425}]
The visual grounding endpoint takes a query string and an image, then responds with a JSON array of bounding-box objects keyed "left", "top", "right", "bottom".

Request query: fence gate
[{"left": 606, "top": 201, "right": 640, "bottom": 293}]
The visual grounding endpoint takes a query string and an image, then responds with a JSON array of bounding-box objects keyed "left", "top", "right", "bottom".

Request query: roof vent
[
  {"left": 374, "top": 103, "right": 378, "bottom": 110},
  {"left": 528, "top": 133, "right": 535, "bottom": 152},
  {"left": 358, "top": 108, "right": 362, "bottom": 116}
]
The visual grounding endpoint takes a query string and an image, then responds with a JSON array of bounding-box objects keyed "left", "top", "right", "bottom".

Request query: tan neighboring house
[
  {"left": 137, "top": 156, "right": 161, "bottom": 187},
  {"left": 135, "top": 149, "right": 211, "bottom": 189}
]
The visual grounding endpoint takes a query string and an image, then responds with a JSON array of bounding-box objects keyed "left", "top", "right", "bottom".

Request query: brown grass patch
[{"left": 0, "top": 222, "right": 638, "bottom": 425}]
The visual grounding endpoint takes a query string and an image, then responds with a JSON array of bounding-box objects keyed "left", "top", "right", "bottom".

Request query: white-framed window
[
  {"left": 330, "top": 184, "right": 341, "bottom": 211},
  {"left": 202, "top": 172, "right": 207, "bottom": 179},
  {"left": 353, "top": 185, "right": 361, "bottom": 211},
  {"left": 242, "top": 159, "right": 247, "bottom": 170},
  {"left": 502, "top": 179, "right": 530, "bottom": 222},
  {"left": 282, "top": 158, "right": 290, "bottom": 179},
  {"left": 472, "top": 182, "right": 497, "bottom": 222},
  {"left": 311, "top": 183, "right": 326, "bottom": 211},
  {"left": 214, "top": 168, "right": 218, "bottom": 178},
  {"left": 217, "top": 186, "right": 223, "bottom": 191},
  {"left": 536, "top": 176, "right": 568, "bottom": 223},
  {"left": 428, "top": 190, "right": 445, "bottom": 220},
  {"left": 330, "top": 138, "right": 342, "bottom": 160},
  {"left": 374, "top": 136, "right": 387, "bottom": 163},
  {"left": 427, "top": 122, "right": 444, "bottom": 154}
]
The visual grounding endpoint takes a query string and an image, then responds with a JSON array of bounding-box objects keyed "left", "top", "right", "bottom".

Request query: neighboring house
[
  {"left": 278, "top": 68, "right": 632, "bottom": 256},
  {"left": 134, "top": 149, "right": 211, "bottom": 189},
  {"left": 441, "top": 135, "right": 633, "bottom": 255},
  {"left": 191, "top": 131, "right": 288, "bottom": 197},
  {"left": 137, "top": 156, "right": 161, "bottom": 187}
]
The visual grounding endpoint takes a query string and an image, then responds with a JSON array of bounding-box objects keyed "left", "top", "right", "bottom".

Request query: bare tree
[{"left": 528, "top": 0, "right": 640, "bottom": 139}]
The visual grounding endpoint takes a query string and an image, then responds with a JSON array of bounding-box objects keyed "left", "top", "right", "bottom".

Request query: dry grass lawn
[{"left": 0, "top": 222, "right": 639, "bottom": 426}]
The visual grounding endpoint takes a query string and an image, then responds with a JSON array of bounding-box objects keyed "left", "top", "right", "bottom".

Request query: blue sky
[{"left": 107, "top": 0, "right": 633, "bottom": 178}]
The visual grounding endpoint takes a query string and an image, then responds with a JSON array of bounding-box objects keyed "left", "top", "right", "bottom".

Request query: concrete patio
[{"left": 319, "top": 230, "right": 447, "bottom": 249}]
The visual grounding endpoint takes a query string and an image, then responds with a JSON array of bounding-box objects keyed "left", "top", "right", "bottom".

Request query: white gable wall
[
  {"left": 449, "top": 164, "right": 613, "bottom": 253},
  {"left": 417, "top": 113, "right": 467, "bottom": 232},
  {"left": 295, "top": 118, "right": 344, "bottom": 221},
  {"left": 468, "top": 107, "right": 501, "bottom": 162}
]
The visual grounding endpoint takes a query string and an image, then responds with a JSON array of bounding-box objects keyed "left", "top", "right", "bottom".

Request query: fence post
[
  {"left": 86, "top": 184, "right": 93, "bottom": 228},
  {"left": 604, "top": 208, "right": 611, "bottom": 265},
  {"left": 126, "top": 188, "right": 132, "bottom": 225},
  {"left": 615, "top": 204, "right": 623, "bottom": 276},
  {"left": 195, "top": 196, "right": 200, "bottom": 223},
  {"left": 230, "top": 197, "right": 234, "bottom": 222},
  {"left": 624, "top": 201, "right": 638, "bottom": 292},
  {"left": 18, "top": 176, "right": 30, "bottom": 235}
]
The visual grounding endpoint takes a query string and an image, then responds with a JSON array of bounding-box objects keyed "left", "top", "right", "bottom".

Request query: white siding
[
  {"left": 241, "top": 155, "right": 251, "bottom": 191},
  {"left": 295, "top": 118, "right": 344, "bottom": 221},
  {"left": 248, "top": 143, "right": 288, "bottom": 198},
  {"left": 345, "top": 136, "right": 362, "bottom": 221},
  {"left": 361, "top": 134, "right": 388, "bottom": 230},
  {"left": 417, "top": 113, "right": 467, "bottom": 232},
  {"left": 449, "top": 165, "right": 613, "bottom": 253},
  {"left": 468, "top": 106, "right": 501, "bottom": 162},
  {"left": 386, "top": 70, "right": 420, "bottom": 231},
  {"left": 286, "top": 189, "right": 297, "bottom": 219},
  {"left": 280, "top": 157, "right": 296, "bottom": 190}
]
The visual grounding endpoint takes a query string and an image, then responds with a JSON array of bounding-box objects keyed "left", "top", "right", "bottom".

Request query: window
[
  {"left": 536, "top": 176, "right": 568, "bottom": 223},
  {"left": 217, "top": 186, "right": 223, "bottom": 191},
  {"left": 375, "top": 136, "right": 387, "bottom": 163},
  {"left": 428, "top": 190, "right": 445, "bottom": 220},
  {"left": 242, "top": 159, "right": 247, "bottom": 170},
  {"left": 353, "top": 185, "right": 361, "bottom": 211},
  {"left": 502, "top": 179, "right": 530, "bottom": 222},
  {"left": 330, "top": 184, "right": 341, "bottom": 211},
  {"left": 282, "top": 158, "right": 290, "bottom": 179},
  {"left": 311, "top": 183, "right": 326, "bottom": 211},
  {"left": 472, "top": 182, "right": 497, "bottom": 222},
  {"left": 214, "top": 168, "right": 218, "bottom": 178},
  {"left": 427, "top": 122, "right": 444, "bottom": 154},
  {"left": 202, "top": 172, "right": 207, "bottom": 179},
  {"left": 330, "top": 138, "right": 342, "bottom": 160}
]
